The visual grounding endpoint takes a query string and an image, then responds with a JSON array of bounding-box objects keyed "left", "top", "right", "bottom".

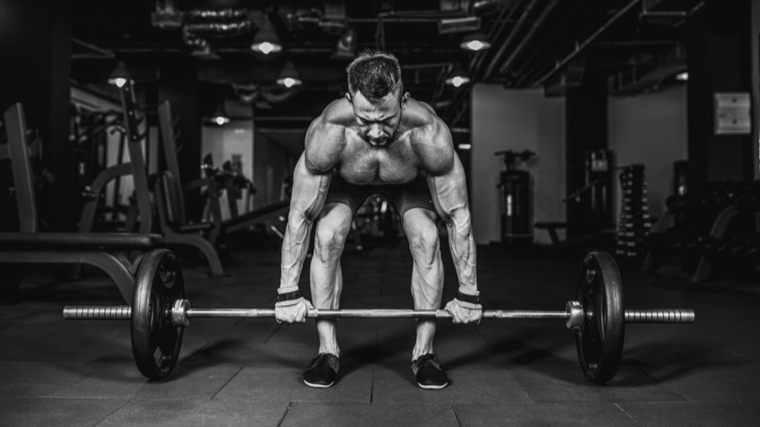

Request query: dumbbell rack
[{"left": 617, "top": 165, "right": 652, "bottom": 259}]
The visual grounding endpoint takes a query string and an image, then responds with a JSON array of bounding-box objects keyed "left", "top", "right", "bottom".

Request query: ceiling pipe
[
  {"left": 531, "top": 0, "right": 641, "bottom": 88},
  {"left": 439, "top": 0, "right": 518, "bottom": 118},
  {"left": 509, "top": 1, "right": 587, "bottom": 87},
  {"left": 498, "top": 0, "right": 562, "bottom": 75},
  {"left": 482, "top": 0, "right": 543, "bottom": 81},
  {"left": 468, "top": 0, "right": 521, "bottom": 80}
]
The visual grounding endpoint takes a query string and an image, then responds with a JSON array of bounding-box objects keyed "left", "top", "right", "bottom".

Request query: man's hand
[
  {"left": 275, "top": 297, "right": 314, "bottom": 324},
  {"left": 444, "top": 298, "right": 483, "bottom": 324}
]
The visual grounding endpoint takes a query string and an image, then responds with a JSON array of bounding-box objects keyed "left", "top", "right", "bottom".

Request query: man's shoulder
[
  {"left": 405, "top": 99, "right": 455, "bottom": 174},
  {"left": 404, "top": 98, "right": 438, "bottom": 128},
  {"left": 304, "top": 99, "right": 351, "bottom": 173},
  {"left": 317, "top": 98, "right": 355, "bottom": 127}
]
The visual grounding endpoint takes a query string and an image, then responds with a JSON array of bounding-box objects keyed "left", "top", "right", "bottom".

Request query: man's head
[{"left": 345, "top": 51, "right": 410, "bottom": 147}]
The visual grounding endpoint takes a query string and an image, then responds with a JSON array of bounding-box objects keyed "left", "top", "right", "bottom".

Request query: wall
[
  {"left": 252, "top": 131, "right": 295, "bottom": 209},
  {"left": 565, "top": 73, "right": 611, "bottom": 236},
  {"left": 608, "top": 85, "right": 689, "bottom": 220},
  {"left": 686, "top": 0, "right": 753, "bottom": 183},
  {"left": 201, "top": 120, "right": 254, "bottom": 220},
  {"left": 752, "top": 0, "right": 760, "bottom": 179},
  {"left": 471, "top": 84, "right": 566, "bottom": 245},
  {"left": 0, "top": 0, "right": 73, "bottom": 229}
]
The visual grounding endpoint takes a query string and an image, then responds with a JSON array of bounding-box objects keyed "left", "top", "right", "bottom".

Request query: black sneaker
[
  {"left": 303, "top": 353, "right": 339, "bottom": 388},
  {"left": 412, "top": 354, "right": 448, "bottom": 390}
]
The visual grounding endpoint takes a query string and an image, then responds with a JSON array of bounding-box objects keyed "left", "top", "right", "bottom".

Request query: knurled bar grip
[
  {"left": 63, "top": 306, "right": 132, "bottom": 320},
  {"left": 624, "top": 309, "right": 695, "bottom": 323},
  {"left": 63, "top": 305, "right": 695, "bottom": 323}
]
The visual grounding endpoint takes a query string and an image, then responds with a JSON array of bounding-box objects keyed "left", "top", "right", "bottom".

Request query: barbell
[{"left": 62, "top": 249, "right": 695, "bottom": 384}]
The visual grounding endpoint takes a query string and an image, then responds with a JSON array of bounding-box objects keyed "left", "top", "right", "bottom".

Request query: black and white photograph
[{"left": 1, "top": 0, "right": 759, "bottom": 425}]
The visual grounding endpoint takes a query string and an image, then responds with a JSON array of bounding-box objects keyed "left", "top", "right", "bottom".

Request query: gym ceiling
[{"left": 71, "top": 0, "right": 705, "bottom": 128}]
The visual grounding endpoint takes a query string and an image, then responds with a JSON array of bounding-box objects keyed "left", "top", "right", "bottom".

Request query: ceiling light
[
  {"left": 250, "top": 15, "right": 282, "bottom": 54},
  {"left": 460, "top": 32, "right": 491, "bottom": 51},
  {"left": 332, "top": 26, "right": 357, "bottom": 60},
  {"left": 107, "top": 61, "right": 132, "bottom": 87},
  {"left": 276, "top": 61, "right": 302, "bottom": 88},
  {"left": 445, "top": 63, "right": 471, "bottom": 88},
  {"left": 676, "top": 72, "right": 688, "bottom": 81},
  {"left": 211, "top": 105, "right": 229, "bottom": 125}
]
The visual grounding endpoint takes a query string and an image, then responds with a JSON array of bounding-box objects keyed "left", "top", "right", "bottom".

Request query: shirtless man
[{"left": 275, "top": 51, "right": 482, "bottom": 390}]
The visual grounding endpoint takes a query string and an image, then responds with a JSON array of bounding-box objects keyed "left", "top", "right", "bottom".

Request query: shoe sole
[
  {"left": 418, "top": 382, "right": 448, "bottom": 390},
  {"left": 304, "top": 379, "right": 335, "bottom": 388}
]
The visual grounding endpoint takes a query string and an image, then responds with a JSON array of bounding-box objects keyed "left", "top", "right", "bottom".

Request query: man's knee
[
  {"left": 404, "top": 211, "right": 440, "bottom": 261},
  {"left": 314, "top": 210, "right": 352, "bottom": 259}
]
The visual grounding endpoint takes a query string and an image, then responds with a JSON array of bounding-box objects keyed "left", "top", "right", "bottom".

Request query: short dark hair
[{"left": 346, "top": 51, "right": 404, "bottom": 102}]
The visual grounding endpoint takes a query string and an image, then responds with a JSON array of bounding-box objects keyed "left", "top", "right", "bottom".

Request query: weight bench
[
  {"left": 0, "top": 232, "right": 163, "bottom": 303},
  {"left": 0, "top": 102, "right": 164, "bottom": 303}
]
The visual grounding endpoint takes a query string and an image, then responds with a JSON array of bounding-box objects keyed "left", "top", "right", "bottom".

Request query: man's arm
[
  {"left": 418, "top": 117, "right": 480, "bottom": 324},
  {"left": 279, "top": 153, "right": 332, "bottom": 291},
  {"left": 276, "top": 112, "right": 344, "bottom": 323},
  {"left": 426, "top": 151, "right": 478, "bottom": 293}
]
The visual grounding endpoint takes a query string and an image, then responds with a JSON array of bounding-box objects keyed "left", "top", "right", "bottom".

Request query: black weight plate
[
  {"left": 131, "top": 249, "right": 185, "bottom": 380},
  {"left": 575, "top": 251, "right": 625, "bottom": 384}
]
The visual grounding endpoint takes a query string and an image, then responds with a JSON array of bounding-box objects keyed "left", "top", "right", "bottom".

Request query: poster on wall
[{"left": 714, "top": 92, "right": 751, "bottom": 135}]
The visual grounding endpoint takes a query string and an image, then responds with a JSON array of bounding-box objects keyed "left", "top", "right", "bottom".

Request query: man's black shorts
[{"left": 324, "top": 171, "right": 437, "bottom": 218}]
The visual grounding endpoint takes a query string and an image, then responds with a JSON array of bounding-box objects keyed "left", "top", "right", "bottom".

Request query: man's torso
[
  {"left": 337, "top": 126, "right": 419, "bottom": 185},
  {"left": 305, "top": 98, "right": 450, "bottom": 186}
]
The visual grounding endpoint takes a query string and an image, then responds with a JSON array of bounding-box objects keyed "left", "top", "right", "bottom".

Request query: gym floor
[{"left": 1, "top": 241, "right": 759, "bottom": 426}]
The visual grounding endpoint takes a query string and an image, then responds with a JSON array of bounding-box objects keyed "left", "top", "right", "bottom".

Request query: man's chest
[{"left": 337, "top": 135, "right": 420, "bottom": 185}]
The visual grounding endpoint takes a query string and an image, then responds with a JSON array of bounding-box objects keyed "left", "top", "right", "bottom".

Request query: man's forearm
[
  {"left": 279, "top": 212, "right": 313, "bottom": 290},
  {"left": 446, "top": 209, "right": 477, "bottom": 291}
]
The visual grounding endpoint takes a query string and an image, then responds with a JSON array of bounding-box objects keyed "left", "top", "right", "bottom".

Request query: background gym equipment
[
  {"left": 157, "top": 101, "right": 289, "bottom": 247},
  {"left": 495, "top": 149, "right": 535, "bottom": 246},
  {"left": 644, "top": 179, "right": 760, "bottom": 282},
  {"left": 0, "top": 103, "right": 164, "bottom": 303},
  {"left": 62, "top": 250, "right": 695, "bottom": 383}
]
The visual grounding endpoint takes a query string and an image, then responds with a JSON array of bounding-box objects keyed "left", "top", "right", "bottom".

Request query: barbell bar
[
  {"left": 63, "top": 304, "right": 695, "bottom": 326},
  {"left": 60, "top": 249, "right": 696, "bottom": 384}
]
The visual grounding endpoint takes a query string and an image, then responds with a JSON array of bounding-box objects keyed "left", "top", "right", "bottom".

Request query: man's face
[{"left": 347, "top": 90, "right": 405, "bottom": 147}]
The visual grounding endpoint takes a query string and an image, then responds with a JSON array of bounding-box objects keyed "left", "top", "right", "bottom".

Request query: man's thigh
[
  {"left": 324, "top": 173, "right": 372, "bottom": 215},
  {"left": 387, "top": 174, "right": 437, "bottom": 219}
]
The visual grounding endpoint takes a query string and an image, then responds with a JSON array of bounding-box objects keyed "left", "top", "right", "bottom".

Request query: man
[{"left": 275, "top": 51, "right": 481, "bottom": 390}]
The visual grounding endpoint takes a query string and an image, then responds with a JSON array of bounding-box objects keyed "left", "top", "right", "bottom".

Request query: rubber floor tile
[
  {"left": 280, "top": 402, "right": 459, "bottom": 427},
  {"left": 636, "top": 366, "right": 760, "bottom": 402},
  {"left": 454, "top": 402, "right": 640, "bottom": 427},
  {"left": 0, "top": 396, "right": 128, "bottom": 427},
  {"left": 98, "top": 397, "right": 288, "bottom": 427},
  {"left": 181, "top": 341, "right": 314, "bottom": 368},
  {"left": 0, "top": 362, "right": 102, "bottom": 397},
  {"left": 618, "top": 401, "right": 760, "bottom": 427},
  {"left": 0, "top": 337, "right": 85, "bottom": 362},
  {"left": 510, "top": 365, "right": 687, "bottom": 403},
  {"left": 371, "top": 366, "right": 530, "bottom": 404},
  {"left": 55, "top": 364, "right": 240, "bottom": 399},
  {"left": 213, "top": 366, "right": 372, "bottom": 403}
]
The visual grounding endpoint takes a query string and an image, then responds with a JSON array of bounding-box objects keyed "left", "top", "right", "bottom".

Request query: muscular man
[{"left": 275, "top": 51, "right": 482, "bottom": 390}]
